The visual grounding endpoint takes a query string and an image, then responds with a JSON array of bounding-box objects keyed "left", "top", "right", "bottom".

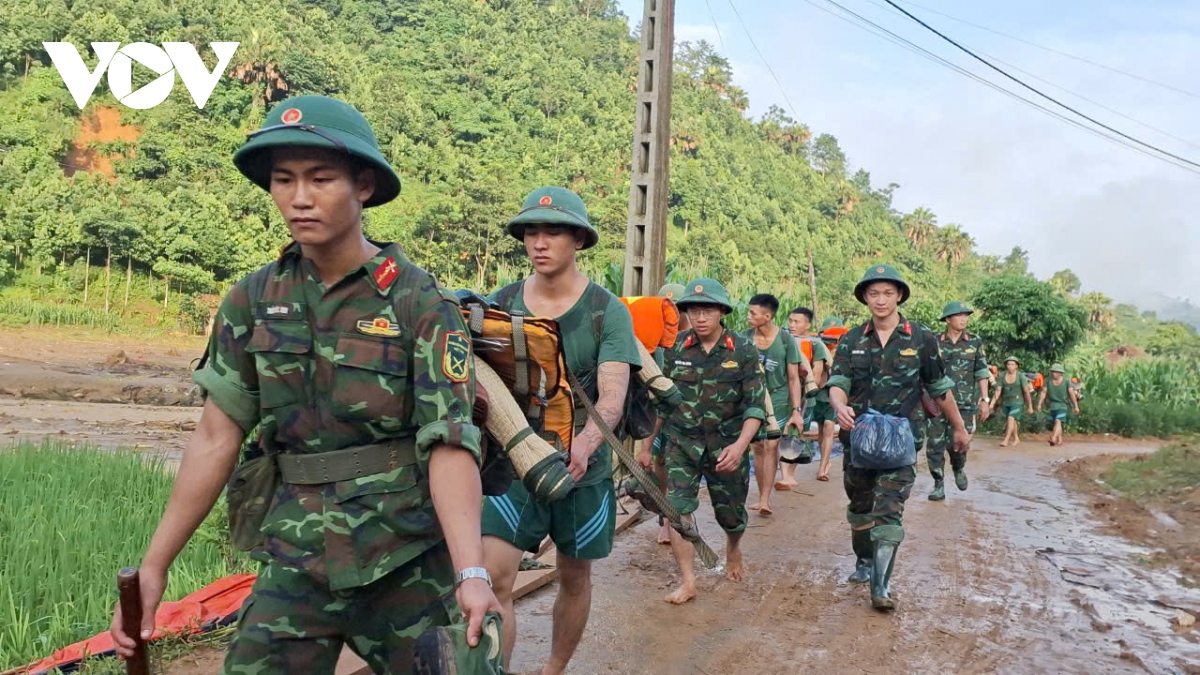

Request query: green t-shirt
[
  {"left": 743, "top": 327, "right": 802, "bottom": 396},
  {"left": 491, "top": 280, "right": 641, "bottom": 482},
  {"left": 1045, "top": 379, "right": 1070, "bottom": 411},
  {"left": 998, "top": 372, "right": 1029, "bottom": 407}
]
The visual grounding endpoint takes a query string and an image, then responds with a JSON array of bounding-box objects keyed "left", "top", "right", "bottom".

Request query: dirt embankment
[{"left": 1057, "top": 449, "right": 1200, "bottom": 582}]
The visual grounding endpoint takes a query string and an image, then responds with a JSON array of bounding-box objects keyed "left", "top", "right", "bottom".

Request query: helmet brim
[
  {"left": 233, "top": 127, "right": 401, "bottom": 208},
  {"left": 675, "top": 297, "right": 733, "bottom": 315},
  {"left": 941, "top": 309, "right": 974, "bottom": 320},
  {"left": 854, "top": 279, "right": 910, "bottom": 305},
  {"left": 506, "top": 207, "right": 598, "bottom": 249}
]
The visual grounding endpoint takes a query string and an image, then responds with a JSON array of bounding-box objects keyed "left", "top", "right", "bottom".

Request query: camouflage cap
[
  {"left": 675, "top": 278, "right": 733, "bottom": 315},
  {"left": 506, "top": 187, "right": 598, "bottom": 249},
  {"left": 659, "top": 283, "right": 687, "bottom": 301},
  {"left": 413, "top": 611, "right": 504, "bottom": 675},
  {"left": 854, "top": 264, "right": 911, "bottom": 305},
  {"left": 1050, "top": 363, "right": 1065, "bottom": 373},
  {"left": 233, "top": 95, "right": 401, "bottom": 207},
  {"left": 941, "top": 300, "right": 974, "bottom": 320}
]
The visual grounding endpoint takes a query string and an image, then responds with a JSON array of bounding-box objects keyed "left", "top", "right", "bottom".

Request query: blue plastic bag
[{"left": 849, "top": 408, "right": 917, "bottom": 470}]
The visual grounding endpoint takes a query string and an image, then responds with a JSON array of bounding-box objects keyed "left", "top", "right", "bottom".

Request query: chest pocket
[
  {"left": 246, "top": 320, "right": 313, "bottom": 409},
  {"left": 331, "top": 334, "right": 409, "bottom": 428}
]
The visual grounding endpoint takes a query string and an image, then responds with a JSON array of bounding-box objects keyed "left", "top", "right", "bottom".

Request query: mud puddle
[{"left": 509, "top": 440, "right": 1198, "bottom": 674}]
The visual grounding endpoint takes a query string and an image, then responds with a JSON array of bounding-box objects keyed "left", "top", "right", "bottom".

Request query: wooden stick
[{"left": 117, "top": 568, "right": 150, "bottom": 675}]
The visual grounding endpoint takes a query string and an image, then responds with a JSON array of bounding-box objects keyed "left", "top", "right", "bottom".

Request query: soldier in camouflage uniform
[
  {"left": 652, "top": 278, "right": 767, "bottom": 605},
  {"left": 828, "top": 265, "right": 970, "bottom": 611},
  {"left": 110, "top": 95, "right": 501, "bottom": 674},
  {"left": 927, "top": 301, "right": 991, "bottom": 501}
]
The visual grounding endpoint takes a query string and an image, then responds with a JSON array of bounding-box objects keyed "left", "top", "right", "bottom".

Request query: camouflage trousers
[
  {"left": 926, "top": 413, "right": 975, "bottom": 480},
  {"left": 222, "top": 542, "right": 454, "bottom": 674},
  {"left": 841, "top": 431, "right": 914, "bottom": 544},
  {"left": 664, "top": 435, "right": 750, "bottom": 533}
]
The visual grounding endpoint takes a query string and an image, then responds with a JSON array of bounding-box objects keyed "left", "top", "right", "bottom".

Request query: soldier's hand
[
  {"left": 637, "top": 444, "right": 653, "bottom": 470},
  {"left": 953, "top": 428, "right": 971, "bottom": 454},
  {"left": 784, "top": 409, "right": 804, "bottom": 435},
  {"left": 110, "top": 566, "right": 167, "bottom": 659},
  {"left": 835, "top": 404, "right": 856, "bottom": 431},
  {"left": 456, "top": 578, "right": 502, "bottom": 648},
  {"left": 979, "top": 400, "right": 991, "bottom": 421},
  {"left": 715, "top": 443, "right": 746, "bottom": 473},
  {"left": 567, "top": 443, "right": 592, "bottom": 482}
]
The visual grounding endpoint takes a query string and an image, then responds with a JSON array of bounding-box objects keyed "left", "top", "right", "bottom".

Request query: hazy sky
[{"left": 615, "top": 0, "right": 1199, "bottom": 310}]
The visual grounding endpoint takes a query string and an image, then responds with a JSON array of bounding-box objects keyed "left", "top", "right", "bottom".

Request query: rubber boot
[
  {"left": 847, "top": 529, "right": 873, "bottom": 584},
  {"left": 954, "top": 468, "right": 968, "bottom": 491},
  {"left": 928, "top": 480, "right": 945, "bottom": 501},
  {"left": 871, "top": 541, "right": 898, "bottom": 611}
]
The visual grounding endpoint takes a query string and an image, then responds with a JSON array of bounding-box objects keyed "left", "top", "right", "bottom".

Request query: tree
[
  {"left": 1079, "top": 291, "right": 1116, "bottom": 328},
  {"left": 229, "top": 29, "right": 290, "bottom": 108},
  {"left": 972, "top": 274, "right": 1088, "bottom": 368},
  {"left": 1002, "top": 247, "right": 1030, "bottom": 276},
  {"left": 1147, "top": 321, "right": 1200, "bottom": 360},
  {"left": 902, "top": 207, "right": 936, "bottom": 250},
  {"left": 931, "top": 224, "right": 972, "bottom": 269},
  {"left": 811, "top": 134, "right": 847, "bottom": 178},
  {"left": 1049, "top": 269, "right": 1081, "bottom": 297}
]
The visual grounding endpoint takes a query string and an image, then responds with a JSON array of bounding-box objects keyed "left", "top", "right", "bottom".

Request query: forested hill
[{"left": 0, "top": 0, "right": 1179, "bottom": 333}]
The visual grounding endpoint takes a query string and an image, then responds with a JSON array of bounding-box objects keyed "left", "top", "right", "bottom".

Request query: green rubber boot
[
  {"left": 954, "top": 468, "right": 968, "bottom": 491},
  {"left": 928, "top": 480, "right": 945, "bottom": 501},
  {"left": 847, "top": 529, "right": 873, "bottom": 584},
  {"left": 871, "top": 541, "right": 898, "bottom": 611}
]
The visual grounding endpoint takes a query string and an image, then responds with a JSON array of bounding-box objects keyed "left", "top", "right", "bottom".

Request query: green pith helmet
[
  {"left": 1050, "top": 363, "right": 1065, "bottom": 373},
  {"left": 941, "top": 300, "right": 974, "bottom": 320},
  {"left": 233, "top": 95, "right": 401, "bottom": 208},
  {"left": 506, "top": 187, "right": 598, "bottom": 249},
  {"left": 1004, "top": 355, "right": 1020, "bottom": 366},
  {"left": 675, "top": 278, "right": 733, "bottom": 315},
  {"left": 821, "top": 317, "right": 844, "bottom": 331},
  {"left": 659, "top": 283, "right": 686, "bottom": 301},
  {"left": 854, "top": 264, "right": 911, "bottom": 305}
]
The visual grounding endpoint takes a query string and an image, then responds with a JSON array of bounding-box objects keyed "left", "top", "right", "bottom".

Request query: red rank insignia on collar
[
  {"left": 683, "top": 334, "right": 696, "bottom": 349},
  {"left": 374, "top": 256, "right": 399, "bottom": 291},
  {"left": 724, "top": 335, "right": 735, "bottom": 350}
]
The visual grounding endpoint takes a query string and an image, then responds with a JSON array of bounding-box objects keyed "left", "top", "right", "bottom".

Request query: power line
[
  {"left": 800, "top": 0, "right": 1200, "bottom": 174},
  {"left": 702, "top": 0, "right": 727, "bottom": 54},
  {"left": 859, "top": 0, "right": 1200, "bottom": 151},
  {"left": 888, "top": 0, "right": 1200, "bottom": 101},
  {"left": 877, "top": 0, "right": 1200, "bottom": 171},
  {"left": 724, "top": 0, "right": 801, "bottom": 121}
]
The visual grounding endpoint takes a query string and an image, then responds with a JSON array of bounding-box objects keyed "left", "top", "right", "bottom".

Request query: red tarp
[{"left": 7, "top": 574, "right": 256, "bottom": 675}]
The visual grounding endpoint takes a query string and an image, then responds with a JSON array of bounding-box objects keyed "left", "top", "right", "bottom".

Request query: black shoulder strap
[{"left": 588, "top": 282, "right": 608, "bottom": 343}]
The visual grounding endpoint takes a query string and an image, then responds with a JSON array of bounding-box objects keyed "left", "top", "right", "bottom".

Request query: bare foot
[
  {"left": 726, "top": 548, "right": 745, "bottom": 582},
  {"left": 816, "top": 474, "right": 830, "bottom": 482},
  {"left": 1012, "top": 439, "right": 1021, "bottom": 447},
  {"left": 664, "top": 583, "right": 697, "bottom": 604},
  {"left": 999, "top": 442, "right": 1009, "bottom": 448},
  {"left": 747, "top": 505, "right": 761, "bottom": 511},
  {"left": 657, "top": 523, "right": 672, "bottom": 545},
  {"left": 774, "top": 480, "right": 794, "bottom": 491},
  {"left": 757, "top": 504, "right": 773, "bottom": 515}
]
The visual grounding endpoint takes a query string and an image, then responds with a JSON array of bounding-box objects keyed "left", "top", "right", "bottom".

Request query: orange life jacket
[{"left": 619, "top": 296, "right": 681, "bottom": 351}]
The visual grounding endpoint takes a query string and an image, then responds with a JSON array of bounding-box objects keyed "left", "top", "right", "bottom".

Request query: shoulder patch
[
  {"left": 442, "top": 331, "right": 471, "bottom": 383},
  {"left": 374, "top": 256, "right": 400, "bottom": 291}
]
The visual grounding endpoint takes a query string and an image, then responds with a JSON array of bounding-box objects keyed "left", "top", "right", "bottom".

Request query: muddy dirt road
[{"left": 511, "top": 440, "right": 1200, "bottom": 675}]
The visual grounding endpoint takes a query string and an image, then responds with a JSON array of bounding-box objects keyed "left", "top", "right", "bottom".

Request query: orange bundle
[
  {"left": 462, "top": 306, "right": 575, "bottom": 454},
  {"left": 620, "top": 296, "right": 681, "bottom": 352}
]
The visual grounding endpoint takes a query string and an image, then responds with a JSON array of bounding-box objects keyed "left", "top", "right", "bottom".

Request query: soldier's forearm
[
  {"left": 144, "top": 400, "right": 244, "bottom": 573},
  {"left": 735, "top": 418, "right": 763, "bottom": 449},
  {"left": 576, "top": 363, "right": 629, "bottom": 455},
  {"left": 429, "top": 444, "right": 484, "bottom": 571},
  {"left": 979, "top": 380, "right": 989, "bottom": 401}
]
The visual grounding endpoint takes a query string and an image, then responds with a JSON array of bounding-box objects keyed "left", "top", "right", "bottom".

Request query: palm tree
[
  {"left": 903, "top": 207, "right": 937, "bottom": 249},
  {"left": 230, "top": 29, "right": 290, "bottom": 108},
  {"left": 934, "top": 224, "right": 973, "bottom": 269},
  {"left": 1080, "top": 292, "right": 1116, "bottom": 328}
]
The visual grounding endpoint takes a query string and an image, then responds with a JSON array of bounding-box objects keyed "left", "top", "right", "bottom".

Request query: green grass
[
  {"left": 1103, "top": 440, "right": 1200, "bottom": 502},
  {"left": 0, "top": 441, "right": 252, "bottom": 671},
  {"left": 0, "top": 298, "right": 124, "bottom": 332}
]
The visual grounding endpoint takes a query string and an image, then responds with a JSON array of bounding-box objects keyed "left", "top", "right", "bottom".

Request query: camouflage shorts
[
  {"left": 841, "top": 432, "right": 914, "bottom": 544},
  {"left": 222, "top": 543, "right": 453, "bottom": 674},
  {"left": 664, "top": 435, "right": 750, "bottom": 533}
]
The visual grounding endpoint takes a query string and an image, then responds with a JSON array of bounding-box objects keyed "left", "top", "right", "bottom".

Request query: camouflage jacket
[
  {"left": 659, "top": 329, "right": 767, "bottom": 443},
  {"left": 194, "top": 242, "right": 481, "bottom": 591},
  {"left": 938, "top": 331, "right": 990, "bottom": 414},
  {"left": 827, "top": 316, "right": 953, "bottom": 430}
]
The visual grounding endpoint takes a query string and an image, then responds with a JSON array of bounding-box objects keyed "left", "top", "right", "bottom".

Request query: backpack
[{"left": 492, "top": 281, "right": 658, "bottom": 441}]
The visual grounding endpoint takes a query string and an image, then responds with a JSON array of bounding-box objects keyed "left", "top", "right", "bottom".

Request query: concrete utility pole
[{"left": 622, "top": 0, "right": 674, "bottom": 296}]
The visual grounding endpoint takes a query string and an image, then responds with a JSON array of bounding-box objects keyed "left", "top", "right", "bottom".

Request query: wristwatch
[
  {"left": 455, "top": 566, "right": 493, "bottom": 588},
  {"left": 794, "top": 406, "right": 804, "bottom": 413}
]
